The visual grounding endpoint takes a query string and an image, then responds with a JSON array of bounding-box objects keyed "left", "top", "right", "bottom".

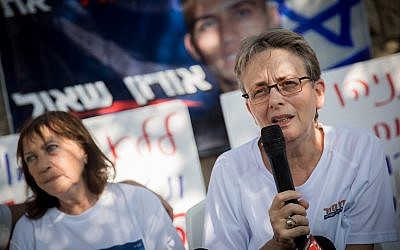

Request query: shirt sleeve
[
  {"left": 0, "top": 205, "right": 12, "bottom": 249},
  {"left": 345, "top": 135, "right": 398, "bottom": 244},
  {"left": 9, "top": 215, "right": 35, "bottom": 250},
  {"left": 203, "top": 154, "right": 250, "bottom": 249}
]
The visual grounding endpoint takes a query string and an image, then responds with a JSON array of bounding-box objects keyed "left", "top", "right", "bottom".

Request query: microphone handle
[{"left": 268, "top": 152, "right": 308, "bottom": 249}]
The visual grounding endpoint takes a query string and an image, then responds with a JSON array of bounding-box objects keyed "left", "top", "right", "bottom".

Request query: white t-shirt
[
  {"left": 203, "top": 125, "right": 398, "bottom": 249},
  {"left": 0, "top": 204, "right": 12, "bottom": 249},
  {"left": 10, "top": 183, "right": 184, "bottom": 250}
]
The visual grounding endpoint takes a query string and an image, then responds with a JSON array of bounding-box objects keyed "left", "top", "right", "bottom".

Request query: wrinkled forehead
[{"left": 242, "top": 49, "right": 306, "bottom": 84}]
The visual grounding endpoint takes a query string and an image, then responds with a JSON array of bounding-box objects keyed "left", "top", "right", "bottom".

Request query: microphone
[
  {"left": 261, "top": 124, "right": 308, "bottom": 249},
  {"left": 261, "top": 125, "right": 335, "bottom": 250}
]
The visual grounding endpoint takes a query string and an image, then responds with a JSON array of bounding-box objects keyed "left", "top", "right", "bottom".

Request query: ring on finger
[{"left": 285, "top": 216, "right": 296, "bottom": 229}]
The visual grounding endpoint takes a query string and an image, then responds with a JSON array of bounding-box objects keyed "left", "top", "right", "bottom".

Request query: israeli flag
[{"left": 276, "top": 0, "right": 371, "bottom": 70}]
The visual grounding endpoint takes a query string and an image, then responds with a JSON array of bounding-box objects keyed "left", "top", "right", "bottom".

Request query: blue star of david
[{"left": 275, "top": 0, "right": 361, "bottom": 47}]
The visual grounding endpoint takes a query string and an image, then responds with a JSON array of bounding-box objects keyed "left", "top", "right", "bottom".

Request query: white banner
[
  {"left": 221, "top": 53, "right": 400, "bottom": 249},
  {"left": 0, "top": 134, "right": 25, "bottom": 204}
]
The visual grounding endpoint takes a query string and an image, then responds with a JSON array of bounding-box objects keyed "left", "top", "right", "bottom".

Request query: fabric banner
[
  {"left": 0, "top": 0, "right": 229, "bottom": 157},
  {"left": 0, "top": 133, "right": 24, "bottom": 205},
  {"left": 276, "top": 0, "right": 371, "bottom": 69},
  {"left": 0, "top": 0, "right": 372, "bottom": 158}
]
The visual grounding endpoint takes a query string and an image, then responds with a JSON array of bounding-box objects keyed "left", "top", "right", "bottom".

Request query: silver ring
[{"left": 285, "top": 217, "right": 296, "bottom": 228}]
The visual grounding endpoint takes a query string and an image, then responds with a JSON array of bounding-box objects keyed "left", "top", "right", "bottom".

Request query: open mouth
[{"left": 271, "top": 115, "right": 294, "bottom": 125}]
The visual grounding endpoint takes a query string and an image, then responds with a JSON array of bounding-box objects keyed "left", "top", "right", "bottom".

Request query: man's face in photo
[{"left": 184, "top": 0, "right": 279, "bottom": 91}]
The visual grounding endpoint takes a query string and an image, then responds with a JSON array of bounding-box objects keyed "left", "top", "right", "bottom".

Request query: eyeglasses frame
[{"left": 241, "top": 76, "right": 312, "bottom": 104}]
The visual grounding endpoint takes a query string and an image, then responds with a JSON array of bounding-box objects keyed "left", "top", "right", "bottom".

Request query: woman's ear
[
  {"left": 314, "top": 79, "right": 326, "bottom": 110},
  {"left": 184, "top": 33, "right": 201, "bottom": 61}
]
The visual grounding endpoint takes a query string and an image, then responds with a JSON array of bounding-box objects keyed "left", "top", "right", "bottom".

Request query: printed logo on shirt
[
  {"left": 323, "top": 199, "right": 346, "bottom": 220},
  {"left": 100, "top": 239, "right": 145, "bottom": 250}
]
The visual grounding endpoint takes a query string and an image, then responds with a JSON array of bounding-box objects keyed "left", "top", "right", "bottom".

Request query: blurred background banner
[
  {"left": 276, "top": 0, "right": 371, "bottom": 69},
  {"left": 83, "top": 100, "right": 206, "bottom": 214},
  {"left": 0, "top": 133, "right": 24, "bottom": 205},
  {"left": 0, "top": 0, "right": 229, "bottom": 157},
  {"left": 0, "top": 0, "right": 373, "bottom": 159}
]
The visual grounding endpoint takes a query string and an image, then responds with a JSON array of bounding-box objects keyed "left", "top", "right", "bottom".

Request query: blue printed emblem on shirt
[{"left": 100, "top": 239, "right": 145, "bottom": 250}]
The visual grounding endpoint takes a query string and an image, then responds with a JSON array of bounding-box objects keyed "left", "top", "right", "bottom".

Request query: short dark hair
[
  {"left": 17, "top": 111, "right": 114, "bottom": 219},
  {"left": 181, "top": 0, "right": 267, "bottom": 33},
  {"left": 180, "top": 0, "right": 196, "bottom": 32}
]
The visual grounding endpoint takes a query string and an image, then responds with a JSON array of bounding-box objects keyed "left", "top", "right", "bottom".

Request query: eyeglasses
[{"left": 242, "top": 76, "right": 312, "bottom": 105}]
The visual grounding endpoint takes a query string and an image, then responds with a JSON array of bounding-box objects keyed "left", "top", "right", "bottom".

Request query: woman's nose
[
  {"left": 268, "top": 87, "right": 285, "bottom": 108},
  {"left": 37, "top": 156, "right": 51, "bottom": 173}
]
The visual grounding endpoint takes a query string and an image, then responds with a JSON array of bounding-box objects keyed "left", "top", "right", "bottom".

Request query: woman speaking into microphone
[{"left": 202, "top": 29, "right": 398, "bottom": 250}]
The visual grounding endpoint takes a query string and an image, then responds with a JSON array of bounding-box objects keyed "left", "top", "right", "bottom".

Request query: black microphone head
[{"left": 261, "top": 125, "right": 285, "bottom": 156}]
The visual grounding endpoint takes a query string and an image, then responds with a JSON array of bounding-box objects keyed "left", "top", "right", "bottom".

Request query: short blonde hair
[{"left": 234, "top": 28, "right": 321, "bottom": 93}]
